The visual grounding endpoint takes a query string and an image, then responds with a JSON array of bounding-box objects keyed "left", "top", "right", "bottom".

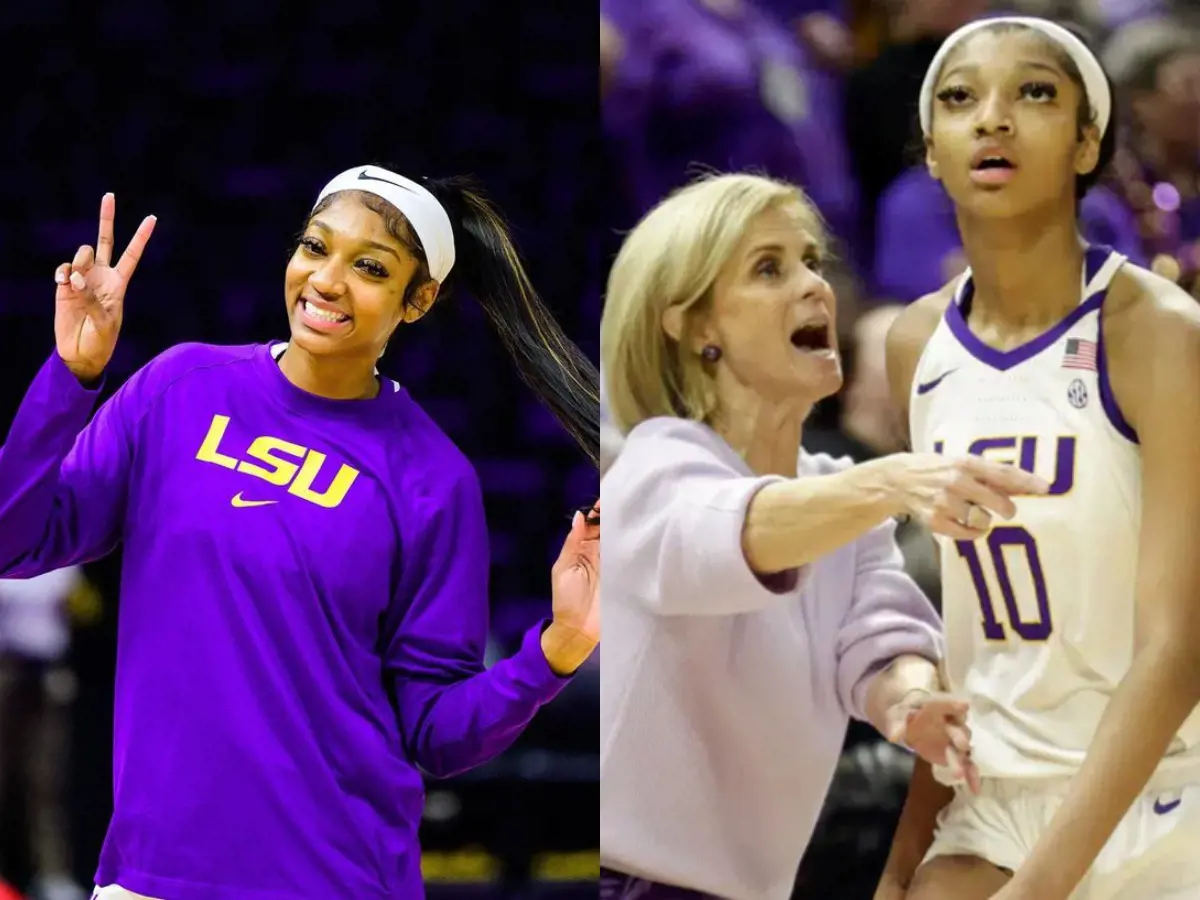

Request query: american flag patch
[{"left": 1062, "top": 338, "right": 1097, "bottom": 371}]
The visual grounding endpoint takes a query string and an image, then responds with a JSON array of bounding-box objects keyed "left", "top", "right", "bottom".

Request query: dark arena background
[{"left": 0, "top": 3, "right": 598, "bottom": 899}]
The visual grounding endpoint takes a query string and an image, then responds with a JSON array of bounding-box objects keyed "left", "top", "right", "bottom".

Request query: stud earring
[{"left": 701, "top": 344, "right": 722, "bottom": 363}]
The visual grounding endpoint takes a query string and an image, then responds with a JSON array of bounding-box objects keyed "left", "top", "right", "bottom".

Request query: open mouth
[
  {"left": 973, "top": 156, "right": 1015, "bottom": 171},
  {"left": 790, "top": 322, "right": 832, "bottom": 353},
  {"left": 969, "top": 148, "right": 1018, "bottom": 185}
]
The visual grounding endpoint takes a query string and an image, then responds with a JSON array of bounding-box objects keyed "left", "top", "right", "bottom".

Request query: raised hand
[
  {"left": 541, "top": 501, "right": 600, "bottom": 675},
  {"left": 54, "top": 193, "right": 156, "bottom": 382}
]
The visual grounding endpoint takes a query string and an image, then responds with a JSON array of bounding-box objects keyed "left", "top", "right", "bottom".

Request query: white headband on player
[
  {"left": 918, "top": 16, "right": 1112, "bottom": 140},
  {"left": 314, "top": 165, "right": 456, "bottom": 283}
]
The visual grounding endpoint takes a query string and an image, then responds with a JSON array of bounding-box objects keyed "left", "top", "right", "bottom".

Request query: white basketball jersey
[{"left": 910, "top": 246, "right": 1200, "bottom": 781}]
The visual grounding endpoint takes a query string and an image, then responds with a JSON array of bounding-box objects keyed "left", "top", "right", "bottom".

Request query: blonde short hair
[{"left": 600, "top": 172, "right": 827, "bottom": 434}]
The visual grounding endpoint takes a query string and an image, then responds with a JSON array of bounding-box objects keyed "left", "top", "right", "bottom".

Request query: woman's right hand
[
  {"left": 54, "top": 193, "right": 156, "bottom": 383},
  {"left": 885, "top": 453, "right": 1050, "bottom": 541}
]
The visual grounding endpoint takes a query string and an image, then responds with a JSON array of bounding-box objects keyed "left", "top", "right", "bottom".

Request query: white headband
[
  {"left": 918, "top": 17, "right": 1111, "bottom": 140},
  {"left": 314, "top": 165, "right": 456, "bottom": 283}
]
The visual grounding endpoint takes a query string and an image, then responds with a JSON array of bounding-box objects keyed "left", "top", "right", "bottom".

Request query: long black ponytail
[
  {"left": 423, "top": 176, "right": 598, "bottom": 467},
  {"left": 312, "top": 176, "right": 599, "bottom": 468}
]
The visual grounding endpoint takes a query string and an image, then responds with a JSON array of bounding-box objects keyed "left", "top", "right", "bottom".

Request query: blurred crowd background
[
  {"left": 600, "top": 0, "right": 1200, "bottom": 896},
  {"left": 0, "top": 4, "right": 598, "bottom": 900}
]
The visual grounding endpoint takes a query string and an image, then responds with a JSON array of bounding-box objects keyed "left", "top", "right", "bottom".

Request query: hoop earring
[{"left": 701, "top": 344, "right": 722, "bottom": 363}]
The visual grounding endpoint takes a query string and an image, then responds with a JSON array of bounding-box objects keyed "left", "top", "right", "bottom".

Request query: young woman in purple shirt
[{"left": 0, "top": 166, "right": 599, "bottom": 900}]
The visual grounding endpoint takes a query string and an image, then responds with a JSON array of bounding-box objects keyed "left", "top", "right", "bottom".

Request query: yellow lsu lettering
[{"left": 195, "top": 414, "right": 360, "bottom": 509}]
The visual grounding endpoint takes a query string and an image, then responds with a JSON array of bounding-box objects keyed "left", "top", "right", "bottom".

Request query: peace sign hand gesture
[{"left": 54, "top": 193, "right": 156, "bottom": 383}]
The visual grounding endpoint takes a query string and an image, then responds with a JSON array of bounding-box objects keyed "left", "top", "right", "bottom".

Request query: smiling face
[
  {"left": 283, "top": 192, "right": 437, "bottom": 362},
  {"left": 926, "top": 26, "right": 1101, "bottom": 219},
  {"left": 689, "top": 202, "right": 842, "bottom": 405}
]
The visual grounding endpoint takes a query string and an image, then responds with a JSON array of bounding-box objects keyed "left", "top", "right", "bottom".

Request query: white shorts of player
[
  {"left": 91, "top": 887, "right": 160, "bottom": 900},
  {"left": 924, "top": 773, "right": 1200, "bottom": 899}
]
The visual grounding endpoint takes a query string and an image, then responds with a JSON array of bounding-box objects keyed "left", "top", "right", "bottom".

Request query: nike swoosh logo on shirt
[
  {"left": 231, "top": 492, "right": 278, "bottom": 508},
  {"left": 916, "top": 368, "right": 959, "bottom": 395},
  {"left": 1154, "top": 798, "right": 1182, "bottom": 815},
  {"left": 357, "top": 169, "right": 418, "bottom": 193}
]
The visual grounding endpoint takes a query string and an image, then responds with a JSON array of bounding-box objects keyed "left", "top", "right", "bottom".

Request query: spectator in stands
[
  {"left": 759, "top": 0, "right": 857, "bottom": 72},
  {"left": 1080, "top": 0, "right": 1181, "bottom": 32},
  {"left": 600, "top": 0, "right": 860, "bottom": 266},
  {"left": 1104, "top": 19, "right": 1200, "bottom": 296},
  {"left": 599, "top": 172, "right": 1052, "bottom": 900},
  {"left": 845, "top": 0, "right": 988, "bottom": 262}
]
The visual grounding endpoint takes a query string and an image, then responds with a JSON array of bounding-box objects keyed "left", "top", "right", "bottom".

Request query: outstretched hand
[
  {"left": 542, "top": 500, "right": 600, "bottom": 675},
  {"left": 54, "top": 193, "right": 156, "bottom": 382}
]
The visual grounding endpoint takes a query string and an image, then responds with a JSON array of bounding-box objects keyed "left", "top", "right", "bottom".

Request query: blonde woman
[{"left": 599, "top": 173, "right": 1049, "bottom": 900}]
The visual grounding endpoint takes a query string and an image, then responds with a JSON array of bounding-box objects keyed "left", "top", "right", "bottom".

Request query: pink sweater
[{"left": 600, "top": 417, "right": 943, "bottom": 900}]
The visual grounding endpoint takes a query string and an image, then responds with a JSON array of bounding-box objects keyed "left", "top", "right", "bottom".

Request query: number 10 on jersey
[{"left": 956, "top": 526, "right": 1052, "bottom": 641}]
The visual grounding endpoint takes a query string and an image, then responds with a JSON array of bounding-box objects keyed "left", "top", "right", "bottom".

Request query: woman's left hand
[
  {"left": 885, "top": 690, "right": 982, "bottom": 795},
  {"left": 542, "top": 501, "right": 600, "bottom": 674}
]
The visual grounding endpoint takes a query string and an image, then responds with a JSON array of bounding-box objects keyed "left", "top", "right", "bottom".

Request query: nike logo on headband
[{"left": 357, "top": 169, "right": 419, "bottom": 193}]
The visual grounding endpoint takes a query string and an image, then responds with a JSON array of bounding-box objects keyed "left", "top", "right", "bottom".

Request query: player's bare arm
[
  {"left": 996, "top": 269, "right": 1200, "bottom": 900},
  {"left": 885, "top": 290, "right": 952, "bottom": 446},
  {"left": 873, "top": 288, "right": 960, "bottom": 899}
]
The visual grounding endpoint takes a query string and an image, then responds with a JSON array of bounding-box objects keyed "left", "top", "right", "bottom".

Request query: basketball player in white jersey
[{"left": 873, "top": 17, "right": 1200, "bottom": 900}]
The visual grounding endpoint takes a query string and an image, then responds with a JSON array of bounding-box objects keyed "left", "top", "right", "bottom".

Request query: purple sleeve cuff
[
  {"left": 7, "top": 352, "right": 105, "bottom": 461},
  {"left": 48, "top": 351, "right": 107, "bottom": 396}
]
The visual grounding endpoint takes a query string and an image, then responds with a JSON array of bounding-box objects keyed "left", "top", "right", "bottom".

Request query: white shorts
[
  {"left": 924, "top": 776, "right": 1200, "bottom": 900},
  {"left": 91, "top": 887, "right": 160, "bottom": 900}
]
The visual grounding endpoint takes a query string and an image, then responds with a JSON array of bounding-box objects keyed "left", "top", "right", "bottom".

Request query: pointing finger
[
  {"left": 962, "top": 456, "right": 1050, "bottom": 496},
  {"left": 952, "top": 476, "right": 1017, "bottom": 520}
]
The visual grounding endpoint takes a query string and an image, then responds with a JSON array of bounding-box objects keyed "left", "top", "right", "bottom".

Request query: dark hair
[
  {"left": 918, "top": 21, "right": 1119, "bottom": 200},
  {"left": 307, "top": 178, "right": 599, "bottom": 468}
]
